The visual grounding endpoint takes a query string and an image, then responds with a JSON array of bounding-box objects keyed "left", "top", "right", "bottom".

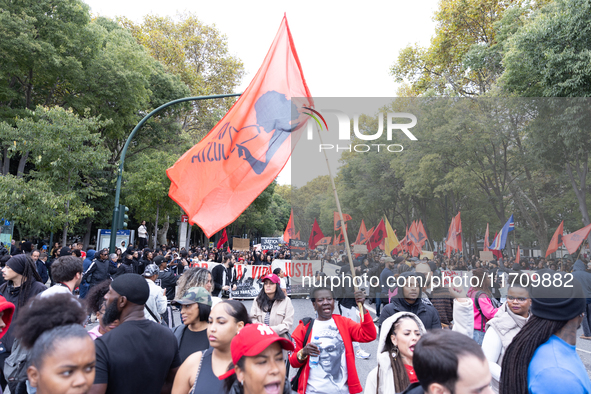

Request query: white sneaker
[{"left": 355, "top": 349, "right": 370, "bottom": 359}]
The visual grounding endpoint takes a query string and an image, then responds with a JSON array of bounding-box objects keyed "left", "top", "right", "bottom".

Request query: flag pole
[{"left": 315, "top": 126, "right": 364, "bottom": 321}]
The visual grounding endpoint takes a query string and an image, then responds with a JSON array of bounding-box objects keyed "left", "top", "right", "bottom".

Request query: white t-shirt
[
  {"left": 306, "top": 318, "right": 348, "bottom": 394},
  {"left": 279, "top": 277, "right": 287, "bottom": 290}
]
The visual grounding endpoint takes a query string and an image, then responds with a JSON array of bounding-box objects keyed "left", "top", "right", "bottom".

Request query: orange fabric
[
  {"left": 417, "top": 220, "right": 428, "bottom": 248},
  {"left": 295, "top": 231, "right": 300, "bottom": 240},
  {"left": 167, "top": 16, "right": 312, "bottom": 237},
  {"left": 354, "top": 219, "right": 368, "bottom": 245},
  {"left": 317, "top": 236, "right": 332, "bottom": 246},
  {"left": 563, "top": 223, "right": 591, "bottom": 254},
  {"left": 334, "top": 231, "right": 345, "bottom": 245},
  {"left": 515, "top": 245, "right": 520, "bottom": 266},
  {"left": 546, "top": 221, "right": 564, "bottom": 257},
  {"left": 284, "top": 209, "right": 295, "bottom": 243},
  {"left": 334, "top": 212, "right": 352, "bottom": 231},
  {"left": 484, "top": 223, "right": 490, "bottom": 252}
]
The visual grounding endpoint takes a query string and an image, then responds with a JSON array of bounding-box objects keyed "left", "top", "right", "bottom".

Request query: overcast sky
[{"left": 83, "top": 0, "right": 440, "bottom": 185}]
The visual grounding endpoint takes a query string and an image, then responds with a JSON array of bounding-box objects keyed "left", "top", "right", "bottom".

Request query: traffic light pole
[{"left": 109, "top": 93, "right": 242, "bottom": 253}]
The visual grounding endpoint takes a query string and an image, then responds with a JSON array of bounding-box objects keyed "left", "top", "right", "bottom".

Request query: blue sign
[{"left": 99, "top": 230, "right": 130, "bottom": 236}]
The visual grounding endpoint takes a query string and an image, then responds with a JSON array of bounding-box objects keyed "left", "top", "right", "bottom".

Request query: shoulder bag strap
[
  {"left": 145, "top": 304, "right": 161, "bottom": 323},
  {"left": 189, "top": 350, "right": 206, "bottom": 394}
]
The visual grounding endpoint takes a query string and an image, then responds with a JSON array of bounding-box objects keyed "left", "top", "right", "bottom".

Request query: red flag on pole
[
  {"left": 167, "top": 16, "right": 313, "bottom": 238},
  {"left": 563, "top": 223, "right": 591, "bottom": 255},
  {"left": 308, "top": 219, "right": 324, "bottom": 250},
  {"left": 334, "top": 212, "right": 352, "bottom": 231},
  {"left": 545, "top": 221, "right": 564, "bottom": 257},
  {"left": 484, "top": 223, "right": 490, "bottom": 252},
  {"left": 367, "top": 219, "right": 386, "bottom": 252},
  {"left": 515, "top": 245, "right": 520, "bottom": 266},
  {"left": 283, "top": 209, "right": 295, "bottom": 243},
  {"left": 217, "top": 228, "right": 228, "bottom": 249}
]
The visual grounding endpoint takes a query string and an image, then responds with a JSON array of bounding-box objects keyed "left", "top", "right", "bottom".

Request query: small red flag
[
  {"left": 355, "top": 220, "right": 369, "bottom": 245},
  {"left": 367, "top": 219, "right": 387, "bottom": 252},
  {"left": 308, "top": 219, "right": 324, "bottom": 250},
  {"left": 167, "top": 16, "right": 312, "bottom": 238},
  {"left": 283, "top": 209, "right": 295, "bottom": 243},
  {"left": 417, "top": 220, "right": 428, "bottom": 248},
  {"left": 317, "top": 236, "right": 332, "bottom": 246},
  {"left": 217, "top": 228, "right": 228, "bottom": 249},
  {"left": 515, "top": 245, "right": 520, "bottom": 266},
  {"left": 563, "top": 223, "right": 591, "bottom": 255},
  {"left": 227, "top": 246, "right": 231, "bottom": 253},
  {"left": 545, "top": 221, "right": 564, "bottom": 257}
]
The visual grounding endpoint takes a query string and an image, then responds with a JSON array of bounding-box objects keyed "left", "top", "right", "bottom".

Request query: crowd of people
[{"left": 0, "top": 236, "right": 589, "bottom": 394}]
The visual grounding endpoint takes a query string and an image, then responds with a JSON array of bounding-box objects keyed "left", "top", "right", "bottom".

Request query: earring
[{"left": 392, "top": 346, "right": 399, "bottom": 359}]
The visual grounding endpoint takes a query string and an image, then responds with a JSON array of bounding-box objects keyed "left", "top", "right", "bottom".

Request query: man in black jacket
[
  {"left": 156, "top": 256, "right": 177, "bottom": 301},
  {"left": 378, "top": 271, "right": 441, "bottom": 331},
  {"left": 211, "top": 254, "right": 236, "bottom": 298},
  {"left": 82, "top": 249, "right": 117, "bottom": 291}
]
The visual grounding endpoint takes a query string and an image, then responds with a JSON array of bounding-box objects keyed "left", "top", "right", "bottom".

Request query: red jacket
[{"left": 289, "top": 311, "right": 376, "bottom": 394}]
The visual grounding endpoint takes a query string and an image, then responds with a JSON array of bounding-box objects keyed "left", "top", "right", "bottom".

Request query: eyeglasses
[{"left": 507, "top": 296, "right": 528, "bottom": 303}]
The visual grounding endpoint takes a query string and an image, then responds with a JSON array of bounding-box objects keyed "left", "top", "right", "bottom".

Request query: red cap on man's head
[{"left": 218, "top": 323, "right": 294, "bottom": 379}]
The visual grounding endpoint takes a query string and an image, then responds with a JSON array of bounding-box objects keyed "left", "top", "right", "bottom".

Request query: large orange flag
[
  {"left": 283, "top": 209, "right": 295, "bottom": 243},
  {"left": 417, "top": 220, "right": 428, "bottom": 248},
  {"left": 167, "top": 17, "right": 312, "bottom": 237},
  {"left": 545, "top": 221, "right": 564, "bottom": 257},
  {"left": 563, "top": 223, "right": 591, "bottom": 254}
]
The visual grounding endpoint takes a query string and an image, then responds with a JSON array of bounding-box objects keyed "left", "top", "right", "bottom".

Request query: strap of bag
[
  {"left": 145, "top": 304, "right": 161, "bottom": 323},
  {"left": 291, "top": 318, "right": 315, "bottom": 391},
  {"left": 474, "top": 290, "right": 486, "bottom": 332},
  {"left": 189, "top": 350, "right": 206, "bottom": 394}
]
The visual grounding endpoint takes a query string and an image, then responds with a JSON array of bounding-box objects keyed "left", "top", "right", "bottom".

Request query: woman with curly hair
[
  {"left": 84, "top": 280, "right": 119, "bottom": 340},
  {"left": 15, "top": 293, "right": 94, "bottom": 394},
  {"left": 175, "top": 267, "right": 220, "bottom": 306}
]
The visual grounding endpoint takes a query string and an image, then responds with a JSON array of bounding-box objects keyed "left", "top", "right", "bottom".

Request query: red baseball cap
[
  {"left": 219, "top": 323, "right": 295, "bottom": 379},
  {"left": 260, "top": 273, "right": 280, "bottom": 284}
]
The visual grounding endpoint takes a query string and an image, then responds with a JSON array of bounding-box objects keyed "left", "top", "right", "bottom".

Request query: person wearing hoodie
[
  {"left": 378, "top": 272, "right": 441, "bottom": 331},
  {"left": 481, "top": 276, "right": 531, "bottom": 393},
  {"left": 79, "top": 249, "right": 96, "bottom": 299},
  {"left": 0, "top": 254, "right": 46, "bottom": 393},
  {"left": 0, "top": 294, "right": 15, "bottom": 391},
  {"left": 572, "top": 259, "right": 591, "bottom": 340},
  {"left": 365, "top": 312, "right": 426, "bottom": 394}
]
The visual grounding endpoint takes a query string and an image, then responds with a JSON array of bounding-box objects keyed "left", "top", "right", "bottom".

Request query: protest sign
[
  {"left": 353, "top": 244, "right": 368, "bottom": 254},
  {"left": 233, "top": 238, "right": 250, "bottom": 251},
  {"left": 420, "top": 250, "right": 434, "bottom": 260},
  {"left": 327, "top": 245, "right": 345, "bottom": 254},
  {"left": 261, "top": 237, "right": 282, "bottom": 250},
  {"left": 289, "top": 239, "right": 308, "bottom": 251},
  {"left": 479, "top": 251, "right": 494, "bottom": 261}
]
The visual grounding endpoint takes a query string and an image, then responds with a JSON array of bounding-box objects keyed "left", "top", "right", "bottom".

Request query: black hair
[
  {"left": 310, "top": 286, "right": 333, "bottom": 303},
  {"left": 223, "top": 356, "right": 247, "bottom": 392},
  {"left": 413, "top": 330, "right": 485, "bottom": 392},
  {"left": 84, "top": 279, "right": 112, "bottom": 315},
  {"left": 51, "top": 256, "right": 83, "bottom": 283},
  {"left": 273, "top": 268, "right": 281, "bottom": 276},
  {"left": 500, "top": 316, "right": 568, "bottom": 394},
  {"left": 255, "top": 280, "right": 286, "bottom": 312},
  {"left": 383, "top": 316, "right": 415, "bottom": 391},
  {"left": 219, "top": 300, "right": 252, "bottom": 325},
  {"left": 14, "top": 256, "right": 43, "bottom": 308},
  {"left": 15, "top": 293, "right": 88, "bottom": 367},
  {"left": 72, "top": 249, "right": 81, "bottom": 258},
  {"left": 197, "top": 303, "right": 212, "bottom": 322}
]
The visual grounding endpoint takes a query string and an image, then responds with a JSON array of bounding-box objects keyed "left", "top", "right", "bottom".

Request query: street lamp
[{"left": 109, "top": 93, "right": 242, "bottom": 253}]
